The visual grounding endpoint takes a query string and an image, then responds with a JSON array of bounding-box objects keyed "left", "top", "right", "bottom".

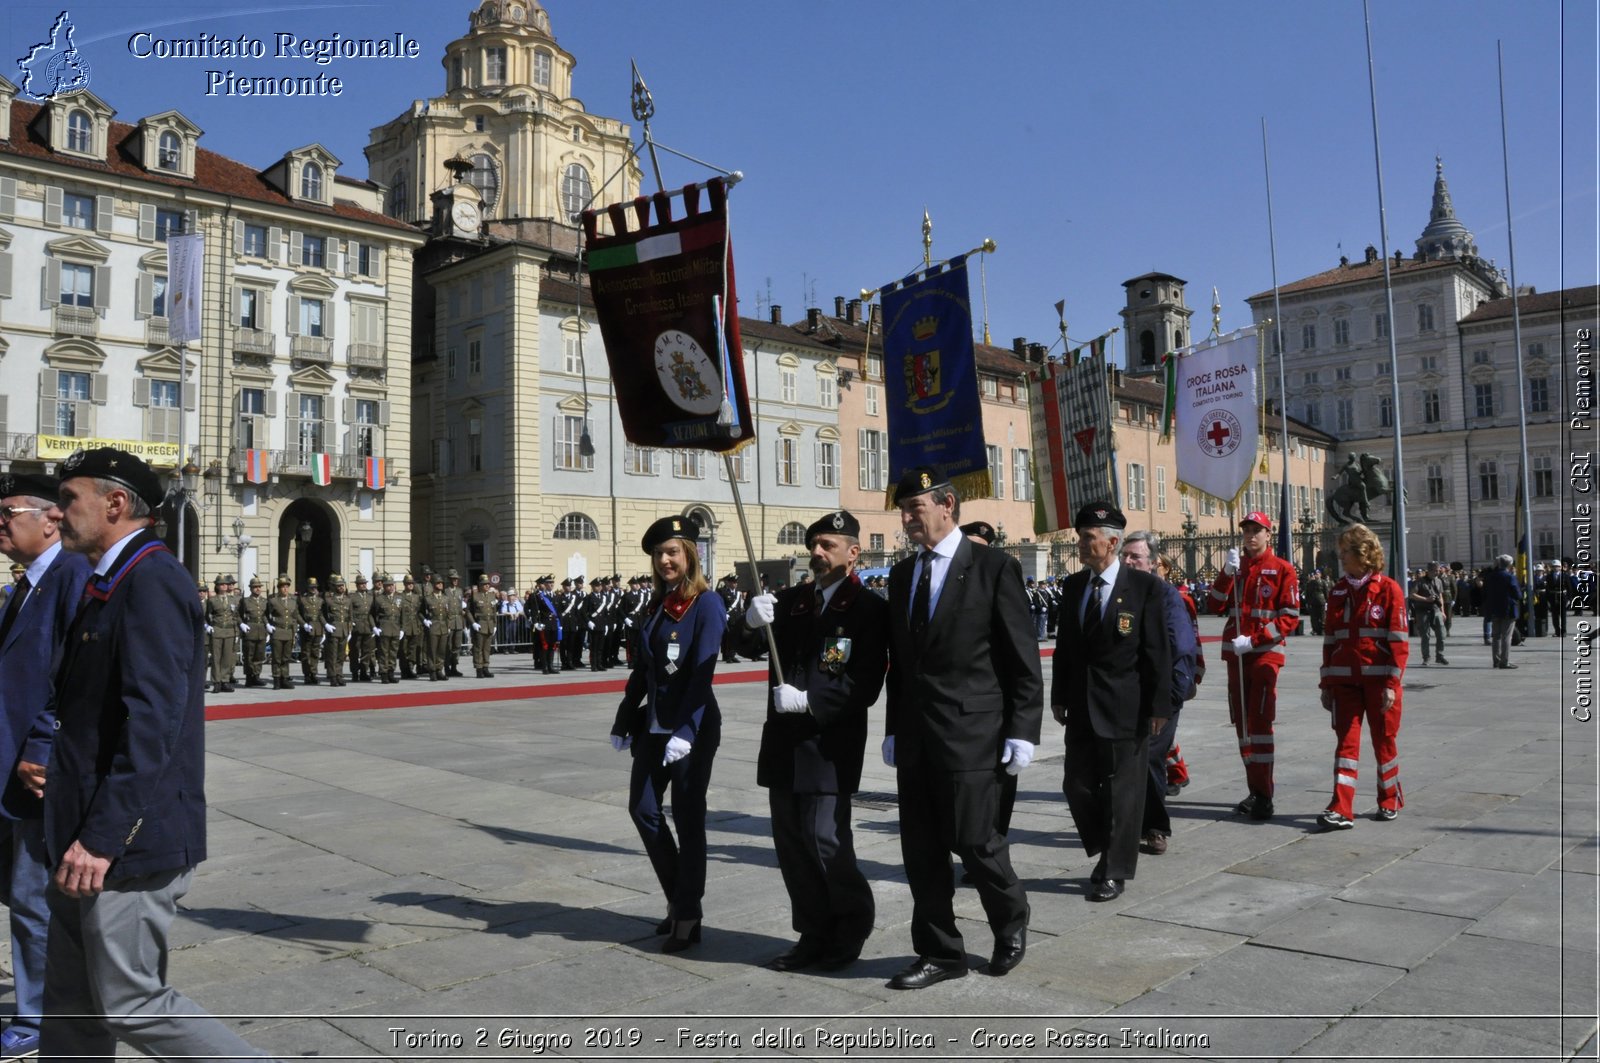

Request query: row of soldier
[
  {"left": 197, "top": 570, "right": 504, "bottom": 690},
  {"left": 523, "top": 574, "right": 656, "bottom": 675}
]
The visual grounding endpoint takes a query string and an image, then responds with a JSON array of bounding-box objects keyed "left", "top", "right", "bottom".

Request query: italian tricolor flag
[
  {"left": 310, "top": 453, "right": 333, "bottom": 486},
  {"left": 587, "top": 222, "right": 723, "bottom": 271}
]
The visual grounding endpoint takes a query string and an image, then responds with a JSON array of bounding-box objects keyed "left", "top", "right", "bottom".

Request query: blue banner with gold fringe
[{"left": 880, "top": 258, "right": 991, "bottom": 504}]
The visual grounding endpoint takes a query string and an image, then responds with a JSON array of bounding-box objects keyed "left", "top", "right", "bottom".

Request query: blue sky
[{"left": 7, "top": 0, "right": 1594, "bottom": 364}]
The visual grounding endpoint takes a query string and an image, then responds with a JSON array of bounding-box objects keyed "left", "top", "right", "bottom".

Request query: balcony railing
[
  {"left": 146, "top": 316, "right": 170, "bottom": 346},
  {"left": 2, "top": 433, "right": 37, "bottom": 460},
  {"left": 53, "top": 305, "right": 98, "bottom": 338},
  {"left": 233, "top": 328, "right": 276, "bottom": 356},
  {"left": 229, "top": 447, "right": 377, "bottom": 480},
  {"left": 348, "top": 342, "right": 386, "bottom": 370},
  {"left": 290, "top": 335, "right": 333, "bottom": 364}
]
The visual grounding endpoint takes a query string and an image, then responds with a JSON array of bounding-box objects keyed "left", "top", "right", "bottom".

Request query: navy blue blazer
[
  {"left": 1050, "top": 565, "right": 1173, "bottom": 741},
  {"left": 612, "top": 589, "right": 724, "bottom": 745},
  {"left": 44, "top": 529, "right": 208, "bottom": 879},
  {"left": 0, "top": 544, "right": 91, "bottom": 819},
  {"left": 1482, "top": 568, "right": 1522, "bottom": 619}
]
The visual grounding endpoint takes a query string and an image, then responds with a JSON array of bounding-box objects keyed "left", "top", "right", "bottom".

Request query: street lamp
[{"left": 220, "top": 516, "right": 252, "bottom": 559}]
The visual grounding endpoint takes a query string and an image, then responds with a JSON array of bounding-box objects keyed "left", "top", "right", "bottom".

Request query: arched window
[
  {"left": 389, "top": 169, "right": 409, "bottom": 217},
  {"left": 562, "top": 163, "right": 591, "bottom": 222},
  {"left": 533, "top": 49, "right": 552, "bottom": 87},
  {"left": 777, "top": 522, "right": 807, "bottom": 546},
  {"left": 467, "top": 153, "right": 499, "bottom": 211},
  {"left": 1139, "top": 330, "right": 1156, "bottom": 366},
  {"left": 300, "top": 162, "right": 323, "bottom": 200},
  {"left": 554, "top": 513, "right": 599, "bottom": 540},
  {"left": 67, "top": 110, "right": 92, "bottom": 153},
  {"left": 158, "top": 131, "right": 181, "bottom": 170}
]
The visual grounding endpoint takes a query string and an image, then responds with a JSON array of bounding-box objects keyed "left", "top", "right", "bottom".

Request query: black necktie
[
  {"left": 1086, "top": 575, "right": 1105, "bottom": 627},
  {"left": 0, "top": 575, "right": 31, "bottom": 646},
  {"left": 912, "top": 551, "right": 934, "bottom": 639}
]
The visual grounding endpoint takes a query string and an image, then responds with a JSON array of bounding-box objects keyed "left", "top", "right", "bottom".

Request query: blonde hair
[
  {"left": 1337, "top": 523, "right": 1385, "bottom": 575},
  {"left": 651, "top": 537, "right": 711, "bottom": 599}
]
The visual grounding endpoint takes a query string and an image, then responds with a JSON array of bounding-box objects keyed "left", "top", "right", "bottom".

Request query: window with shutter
[
  {"left": 44, "top": 187, "right": 63, "bottom": 227},
  {"left": 139, "top": 204, "right": 156, "bottom": 242},
  {"left": 0, "top": 253, "right": 12, "bottom": 300},
  {"left": 0, "top": 177, "right": 15, "bottom": 219},
  {"left": 95, "top": 195, "right": 114, "bottom": 235}
]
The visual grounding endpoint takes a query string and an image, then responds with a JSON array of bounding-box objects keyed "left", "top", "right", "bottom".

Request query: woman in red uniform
[{"left": 1317, "top": 523, "right": 1409, "bottom": 830}]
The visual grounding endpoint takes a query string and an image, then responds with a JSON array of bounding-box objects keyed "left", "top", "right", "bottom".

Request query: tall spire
[{"left": 1415, "top": 155, "right": 1478, "bottom": 260}]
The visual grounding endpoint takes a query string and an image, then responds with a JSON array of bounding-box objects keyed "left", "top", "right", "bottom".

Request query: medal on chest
[
  {"left": 665, "top": 632, "right": 681, "bottom": 675},
  {"left": 821, "top": 629, "right": 852, "bottom": 675}
]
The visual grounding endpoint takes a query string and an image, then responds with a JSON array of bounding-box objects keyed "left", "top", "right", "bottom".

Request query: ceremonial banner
[
  {"left": 880, "top": 258, "right": 989, "bottom": 501},
  {"left": 364, "top": 456, "right": 386, "bottom": 491},
  {"left": 1027, "top": 347, "right": 1116, "bottom": 533},
  {"left": 310, "top": 452, "right": 333, "bottom": 486},
  {"left": 166, "top": 232, "right": 204, "bottom": 344},
  {"left": 1173, "top": 331, "right": 1260, "bottom": 503},
  {"left": 244, "top": 449, "right": 270, "bottom": 484},
  {"left": 581, "top": 179, "right": 753, "bottom": 452}
]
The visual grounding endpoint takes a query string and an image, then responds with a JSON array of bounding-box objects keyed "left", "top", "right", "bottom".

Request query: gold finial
[
  {"left": 1211, "top": 286, "right": 1222, "bottom": 338},
  {"left": 921, "top": 209, "right": 932, "bottom": 268}
]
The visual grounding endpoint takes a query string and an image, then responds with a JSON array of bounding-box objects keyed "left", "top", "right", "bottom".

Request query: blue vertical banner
[{"left": 879, "top": 257, "right": 991, "bottom": 503}]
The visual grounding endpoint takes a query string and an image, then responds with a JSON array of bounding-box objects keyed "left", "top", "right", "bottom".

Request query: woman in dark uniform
[{"left": 610, "top": 515, "right": 725, "bottom": 953}]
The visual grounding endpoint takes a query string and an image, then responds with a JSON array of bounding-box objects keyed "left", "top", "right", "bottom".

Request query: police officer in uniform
[
  {"left": 560, "top": 577, "right": 585, "bottom": 671},
  {"left": 373, "top": 574, "right": 404, "bottom": 683},
  {"left": 529, "top": 575, "right": 562, "bottom": 674},
  {"left": 297, "top": 576, "right": 323, "bottom": 685},
  {"left": 203, "top": 575, "right": 237, "bottom": 693},
  {"left": 238, "top": 578, "right": 269, "bottom": 687},
  {"left": 469, "top": 574, "right": 499, "bottom": 677},
  {"left": 266, "top": 575, "right": 299, "bottom": 689},
  {"left": 445, "top": 569, "right": 467, "bottom": 677},
  {"left": 321, "top": 574, "right": 353, "bottom": 686},
  {"left": 348, "top": 574, "right": 376, "bottom": 681}
]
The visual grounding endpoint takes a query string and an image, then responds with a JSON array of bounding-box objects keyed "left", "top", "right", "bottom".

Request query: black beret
[
  {"left": 0, "top": 472, "right": 59, "bottom": 503},
  {"left": 640, "top": 514, "right": 701, "bottom": 553},
  {"left": 892, "top": 465, "right": 952, "bottom": 506},
  {"left": 806, "top": 510, "right": 860, "bottom": 545},
  {"left": 1072, "top": 500, "right": 1128, "bottom": 531},
  {"left": 960, "top": 520, "right": 996, "bottom": 544},
  {"left": 58, "top": 447, "right": 167, "bottom": 509}
]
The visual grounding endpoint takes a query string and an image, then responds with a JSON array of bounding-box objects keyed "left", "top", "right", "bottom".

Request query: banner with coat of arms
[
  {"left": 879, "top": 257, "right": 990, "bottom": 503},
  {"left": 1171, "top": 330, "right": 1260, "bottom": 504},
  {"left": 581, "top": 179, "right": 753, "bottom": 453}
]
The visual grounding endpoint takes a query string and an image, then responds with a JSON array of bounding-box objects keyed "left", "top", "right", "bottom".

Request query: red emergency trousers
[
  {"left": 1209, "top": 551, "right": 1300, "bottom": 799},
  {"left": 1320, "top": 572, "right": 1409, "bottom": 817},
  {"left": 1165, "top": 587, "right": 1206, "bottom": 787}
]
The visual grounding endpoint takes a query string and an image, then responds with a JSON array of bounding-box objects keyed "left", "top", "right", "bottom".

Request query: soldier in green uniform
[
  {"left": 266, "top": 575, "right": 299, "bottom": 689},
  {"left": 399, "top": 574, "right": 423, "bottom": 679},
  {"left": 421, "top": 574, "right": 449, "bottom": 681},
  {"left": 297, "top": 577, "right": 323, "bottom": 685},
  {"left": 321, "top": 574, "right": 353, "bottom": 686},
  {"left": 468, "top": 573, "right": 500, "bottom": 677},
  {"left": 222, "top": 574, "right": 242, "bottom": 686},
  {"left": 372, "top": 573, "right": 404, "bottom": 683},
  {"left": 444, "top": 569, "right": 467, "bottom": 677},
  {"left": 238, "top": 577, "right": 270, "bottom": 687},
  {"left": 348, "top": 574, "right": 376, "bottom": 681},
  {"left": 204, "top": 574, "right": 238, "bottom": 693},
  {"left": 197, "top": 581, "right": 213, "bottom": 687}
]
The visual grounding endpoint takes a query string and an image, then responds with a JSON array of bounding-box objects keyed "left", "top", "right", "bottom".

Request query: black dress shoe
[
  {"left": 1088, "top": 879, "right": 1125, "bottom": 902},
  {"left": 887, "top": 959, "right": 966, "bottom": 990},
  {"left": 1089, "top": 855, "right": 1108, "bottom": 884},
  {"left": 767, "top": 940, "right": 827, "bottom": 972},
  {"left": 814, "top": 940, "right": 866, "bottom": 971},
  {"left": 987, "top": 929, "right": 1026, "bottom": 976},
  {"left": 661, "top": 919, "right": 701, "bottom": 953},
  {"left": 655, "top": 913, "right": 673, "bottom": 935}
]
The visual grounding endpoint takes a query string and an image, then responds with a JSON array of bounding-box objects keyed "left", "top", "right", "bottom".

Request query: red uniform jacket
[
  {"left": 1320, "top": 573, "right": 1409, "bottom": 694},
  {"left": 1208, "top": 550, "right": 1301, "bottom": 665}
]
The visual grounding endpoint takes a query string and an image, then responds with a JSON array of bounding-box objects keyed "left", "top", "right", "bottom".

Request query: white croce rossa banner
[{"left": 1173, "top": 330, "right": 1260, "bottom": 503}]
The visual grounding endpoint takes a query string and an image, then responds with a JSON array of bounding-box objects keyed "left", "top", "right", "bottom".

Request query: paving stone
[
  {"left": 1117, "top": 942, "right": 1404, "bottom": 1014},
  {"left": 1225, "top": 836, "right": 1413, "bottom": 887},
  {"left": 1250, "top": 897, "right": 1468, "bottom": 968},
  {"left": 1333, "top": 858, "right": 1532, "bottom": 917},
  {"left": 1468, "top": 868, "right": 1599, "bottom": 950},
  {"left": 1023, "top": 914, "right": 1243, "bottom": 1005},
  {"left": 1123, "top": 871, "right": 1333, "bottom": 936},
  {"left": 1363, "top": 932, "right": 1597, "bottom": 1031},
  {"left": 1291, "top": 1014, "right": 1576, "bottom": 1060}
]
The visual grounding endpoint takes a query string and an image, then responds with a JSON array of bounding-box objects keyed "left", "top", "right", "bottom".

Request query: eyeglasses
[{"left": 0, "top": 506, "right": 44, "bottom": 523}]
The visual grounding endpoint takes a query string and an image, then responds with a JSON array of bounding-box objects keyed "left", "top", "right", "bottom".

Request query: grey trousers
[{"left": 42, "top": 867, "right": 272, "bottom": 1062}]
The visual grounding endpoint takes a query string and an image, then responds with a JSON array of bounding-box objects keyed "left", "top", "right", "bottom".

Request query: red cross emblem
[{"left": 1206, "top": 421, "right": 1231, "bottom": 448}]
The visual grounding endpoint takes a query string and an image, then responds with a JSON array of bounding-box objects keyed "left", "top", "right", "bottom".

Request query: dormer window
[
  {"left": 67, "top": 110, "right": 92, "bottom": 153},
  {"left": 300, "top": 162, "right": 323, "bottom": 201},
  {"left": 158, "top": 131, "right": 181, "bottom": 170}
]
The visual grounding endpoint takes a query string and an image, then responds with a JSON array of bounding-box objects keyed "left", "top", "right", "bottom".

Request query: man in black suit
[
  {"left": 41, "top": 448, "right": 270, "bottom": 1060},
  {"left": 1050, "top": 503, "right": 1172, "bottom": 902},
  {"left": 883, "top": 466, "right": 1044, "bottom": 989},
  {"left": 740, "top": 511, "right": 887, "bottom": 973}
]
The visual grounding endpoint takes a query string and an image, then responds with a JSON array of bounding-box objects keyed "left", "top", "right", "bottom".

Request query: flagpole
[
  {"left": 1361, "top": 0, "right": 1409, "bottom": 582},
  {"left": 1261, "top": 119, "right": 1295, "bottom": 562},
  {"left": 1498, "top": 40, "right": 1535, "bottom": 619}
]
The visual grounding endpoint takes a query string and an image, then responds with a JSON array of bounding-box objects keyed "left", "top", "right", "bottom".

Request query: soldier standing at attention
[
  {"left": 372, "top": 574, "right": 404, "bottom": 683},
  {"left": 348, "top": 574, "right": 376, "bottom": 682},
  {"left": 197, "top": 582, "right": 211, "bottom": 682},
  {"left": 529, "top": 574, "right": 563, "bottom": 674},
  {"left": 468, "top": 574, "right": 499, "bottom": 677},
  {"left": 203, "top": 575, "right": 238, "bottom": 693},
  {"left": 421, "top": 574, "right": 449, "bottom": 681},
  {"left": 398, "top": 575, "right": 423, "bottom": 680},
  {"left": 444, "top": 569, "right": 467, "bottom": 677},
  {"left": 321, "top": 575, "right": 353, "bottom": 686},
  {"left": 238, "top": 578, "right": 269, "bottom": 687},
  {"left": 266, "top": 575, "right": 299, "bottom": 690},
  {"left": 297, "top": 577, "right": 323, "bottom": 685}
]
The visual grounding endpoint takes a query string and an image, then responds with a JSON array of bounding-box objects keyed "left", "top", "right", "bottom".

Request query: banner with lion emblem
[{"left": 581, "top": 178, "right": 753, "bottom": 452}]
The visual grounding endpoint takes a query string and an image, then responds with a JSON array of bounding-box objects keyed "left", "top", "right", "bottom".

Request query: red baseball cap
[{"left": 1240, "top": 511, "right": 1273, "bottom": 531}]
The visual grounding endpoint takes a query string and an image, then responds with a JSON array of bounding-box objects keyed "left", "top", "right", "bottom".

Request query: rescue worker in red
[
  {"left": 1316, "top": 523, "right": 1408, "bottom": 829},
  {"left": 1208, "top": 510, "right": 1300, "bottom": 820}
]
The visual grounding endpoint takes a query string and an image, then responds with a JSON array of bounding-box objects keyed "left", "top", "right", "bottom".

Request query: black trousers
[
  {"left": 626, "top": 719, "right": 721, "bottom": 921},
  {"left": 896, "top": 764, "right": 1028, "bottom": 967},
  {"left": 1141, "top": 714, "right": 1180, "bottom": 836},
  {"left": 768, "top": 789, "right": 875, "bottom": 948},
  {"left": 1062, "top": 720, "right": 1148, "bottom": 880}
]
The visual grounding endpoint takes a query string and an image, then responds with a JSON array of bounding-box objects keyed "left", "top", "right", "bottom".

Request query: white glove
[
  {"left": 773, "top": 683, "right": 809, "bottom": 714},
  {"left": 267, "top": 623, "right": 276, "bottom": 635},
  {"left": 205, "top": 624, "right": 214, "bottom": 634},
  {"left": 239, "top": 623, "right": 251, "bottom": 634},
  {"left": 610, "top": 734, "right": 632, "bottom": 752},
  {"left": 324, "top": 623, "right": 335, "bottom": 634},
  {"left": 399, "top": 629, "right": 406, "bottom": 640},
  {"left": 745, "top": 592, "right": 777, "bottom": 629},
  {"left": 881, "top": 736, "right": 896, "bottom": 767},
  {"left": 1223, "top": 547, "right": 1240, "bottom": 575},
  {"left": 373, "top": 626, "right": 382, "bottom": 637},
  {"left": 534, "top": 623, "right": 544, "bottom": 631},
  {"left": 302, "top": 623, "right": 313, "bottom": 633},
  {"left": 663, "top": 736, "right": 692, "bottom": 765},
  {"left": 1001, "top": 738, "right": 1035, "bottom": 775},
  {"left": 424, "top": 618, "right": 433, "bottom": 628},
  {"left": 472, "top": 622, "right": 482, "bottom": 632},
  {"left": 624, "top": 617, "right": 634, "bottom": 628},
  {"left": 587, "top": 620, "right": 595, "bottom": 630},
  {"left": 1231, "top": 635, "right": 1253, "bottom": 654}
]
